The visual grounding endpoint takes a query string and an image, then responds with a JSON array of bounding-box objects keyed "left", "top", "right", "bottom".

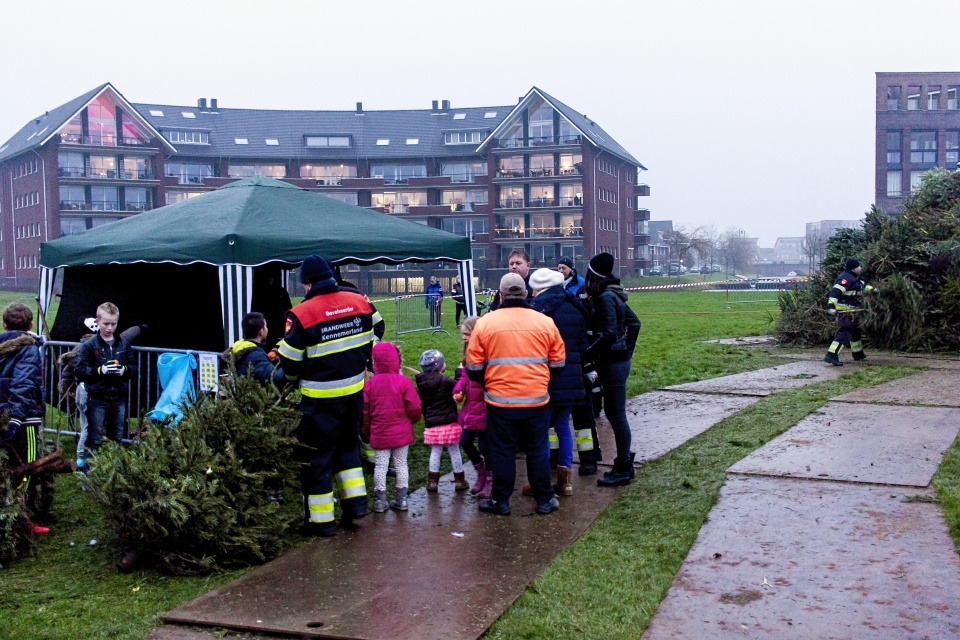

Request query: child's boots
[
  {"left": 470, "top": 460, "right": 487, "bottom": 495},
  {"left": 453, "top": 471, "right": 469, "bottom": 491},
  {"left": 555, "top": 466, "right": 574, "bottom": 497},
  {"left": 373, "top": 489, "right": 389, "bottom": 513},
  {"left": 427, "top": 471, "right": 441, "bottom": 492},
  {"left": 480, "top": 470, "right": 493, "bottom": 499},
  {"left": 390, "top": 487, "right": 409, "bottom": 511}
]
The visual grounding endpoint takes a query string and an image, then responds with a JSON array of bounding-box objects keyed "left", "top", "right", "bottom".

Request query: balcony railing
[
  {"left": 60, "top": 166, "right": 157, "bottom": 180},
  {"left": 444, "top": 203, "right": 486, "bottom": 212},
  {"left": 123, "top": 202, "right": 152, "bottom": 212},
  {"left": 443, "top": 172, "right": 485, "bottom": 183},
  {"left": 58, "top": 167, "right": 85, "bottom": 178},
  {"left": 496, "top": 135, "right": 582, "bottom": 149},
  {"left": 496, "top": 167, "right": 582, "bottom": 179},
  {"left": 167, "top": 175, "right": 208, "bottom": 185},
  {"left": 311, "top": 177, "right": 344, "bottom": 186},
  {"left": 497, "top": 199, "right": 526, "bottom": 209},
  {"left": 59, "top": 200, "right": 87, "bottom": 210},
  {"left": 495, "top": 226, "right": 584, "bottom": 239},
  {"left": 59, "top": 133, "right": 151, "bottom": 147}
]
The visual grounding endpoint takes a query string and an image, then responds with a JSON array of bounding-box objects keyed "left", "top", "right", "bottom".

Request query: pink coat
[
  {"left": 453, "top": 367, "right": 486, "bottom": 431},
  {"left": 363, "top": 343, "right": 422, "bottom": 450}
]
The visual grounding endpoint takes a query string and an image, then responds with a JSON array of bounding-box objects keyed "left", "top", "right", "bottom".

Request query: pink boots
[{"left": 470, "top": 461, "right": 487, "bottom": 494}]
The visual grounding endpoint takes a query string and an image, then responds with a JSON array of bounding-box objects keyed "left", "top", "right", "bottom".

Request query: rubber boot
[
  {"left": 597, "top": 458, "right": 632, "bottom": 487},
  {"left": 824, "top": 351, "right": 843, "bottom": 366},
  {"left": 427, "top": 471, "right": 441, "bottom": 492},
  {"left": 555, "top": 466, "right": 574, "bottom": 497},
  {"left": 453, "top": 471, "right": 469, "bottom": 491},
  {"left": 852, "top": 351, "right": 866, "bottom": 361},
  {"left": 480, "top": 471, "right": 493, "bottom": 498},
  {"left": 390, "top": 487, "right": 408, "bottom": 511},
  {"left": 373, "top": 489, "right": 388, "bottom": 513},
  {"left": 470, "top": 460, "right": 486, "bottom": 495},
  {"left": 523, "top": 468, "right": 555, "bottom": 497}
]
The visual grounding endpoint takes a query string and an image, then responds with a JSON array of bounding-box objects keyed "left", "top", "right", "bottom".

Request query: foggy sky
[{"left": 2, "top": 0, "right": 954, "bottom": 246}]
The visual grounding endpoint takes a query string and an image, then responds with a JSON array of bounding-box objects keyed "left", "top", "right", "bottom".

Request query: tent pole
[{"left": 458, "top": 260, "right": 477, "bottom": 317}]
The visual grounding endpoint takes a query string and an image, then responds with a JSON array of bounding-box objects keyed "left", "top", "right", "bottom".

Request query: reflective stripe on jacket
[{"left": 465, "top": 301, "right": 565, "bottom": 408}]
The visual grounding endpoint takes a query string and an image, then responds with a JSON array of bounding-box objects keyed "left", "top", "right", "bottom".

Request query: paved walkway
[{"left": 154, "top": 356, "right": 960, "bottom": 639}]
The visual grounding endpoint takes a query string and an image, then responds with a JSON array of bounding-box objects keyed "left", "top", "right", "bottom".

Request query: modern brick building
[
  {"left": 0, "top": 83, "right": 650, "bottom": 290},
  {"left": 876, "top": 72, "right": 960, "bottom": 214}
]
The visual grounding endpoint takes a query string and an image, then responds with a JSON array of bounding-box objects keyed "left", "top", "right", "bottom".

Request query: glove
[
  {"left": 586, "top": 370, "right": 599, "bottom": 383},
  {"left": 101, "top": 361, "right": 123, "bottom": 375},
  {"left": 827, "top": 308, "right": 836, "bottom": 316}
]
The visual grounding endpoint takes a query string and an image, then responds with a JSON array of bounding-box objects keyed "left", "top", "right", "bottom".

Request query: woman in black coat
[{"left": 584, "top": 253, "right": 640, "bottom": 487}]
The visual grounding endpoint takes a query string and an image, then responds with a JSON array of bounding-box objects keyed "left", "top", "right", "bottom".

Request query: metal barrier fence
[
  {"left": 41, "top": 341, "right": 221, "bottom": 444},
  {"left": 717, "top": 280, "right": 807, "bottom": 307},
  {"left": 394, "top": 294, "right": 449, "bottom": 339}
]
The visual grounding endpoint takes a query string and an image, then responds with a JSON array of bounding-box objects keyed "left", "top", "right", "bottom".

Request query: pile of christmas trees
[
  {"left": 81, "top": 375, "right": 301, "bottom": 575},
  {"left": 0, "top": 445, "right": 34, "bottom": 565}
]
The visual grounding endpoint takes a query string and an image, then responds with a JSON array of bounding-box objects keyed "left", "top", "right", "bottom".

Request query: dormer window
[
  {"left": 304, "top": 135, "right": 351, "bottom": 148},
  {"left": 444, "top": 131, "right": 487, "bottom": 145}
]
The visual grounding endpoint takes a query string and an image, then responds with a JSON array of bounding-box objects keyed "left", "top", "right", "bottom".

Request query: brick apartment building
[
  {"left": 876, "top": 72, "right": 960, "bottom": 214},
  {"left": 0, "top": 83, "right": 650, "bottom": 290}
]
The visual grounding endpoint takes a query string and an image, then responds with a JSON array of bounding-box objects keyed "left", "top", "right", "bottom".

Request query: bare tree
[
  {"left": 663, "top": 225, "right": 713, "bottom": 274},
  {"left": 720, "top": 227, "right": 754, "bottom": 275},
  {"left": 802, "top": 228, "right": 828, "bottom": 274}
]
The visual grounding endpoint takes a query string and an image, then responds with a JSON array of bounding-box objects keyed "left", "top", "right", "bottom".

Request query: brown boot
[
  {"left": 555, "top": 466, "right": 573, "bottom": 497},
  {"left": 427, "top": 471, "right": 441, "bottom": 492},
  {"left": 453, "top": 471, "right": 469, "bottom": 491},
  {"left": 521, "top": 483, "right": 534, "bottom": 496}
]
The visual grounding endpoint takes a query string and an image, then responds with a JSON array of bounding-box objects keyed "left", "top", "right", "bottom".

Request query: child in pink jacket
[
  {"left": 453, "top": 316, "right": 492, "bottom": 497},
  {"left": 363, "top": 342, "right": 422, "bottom": 512}
]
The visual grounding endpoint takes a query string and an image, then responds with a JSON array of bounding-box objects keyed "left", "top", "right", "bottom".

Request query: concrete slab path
[
  {"left": 832, "top": 369, "right": 960, "bottom": 407},
  {"left": 663, "top": 360, "right": 847, "bottom": 396}
]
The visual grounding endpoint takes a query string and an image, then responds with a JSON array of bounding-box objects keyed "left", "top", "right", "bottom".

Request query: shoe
[
  {"left": 340, "top": 504, "right": 367, "bottom": 530},
  {"left": 427, "top": 471, "right": 441, "bottom": 492},
  {"left": 824, "top": 351, "right": 844, "bottom": 366},
  {"left": 373, "top": 489, "right": 388, "bottom": 513},
  {"left": 453, "top": 471, "right": 469, "bottom": 491},
  {"left": 536, "top": 496, "right": 560, "bottom": 515},
  {"left": 555, "top": 466, "right": 574, "bottom": 497},
  {"left": 470, "top": 461, "right": 486, "bottom": 494},
  {"left": 480, "top": 471, "right": 493, "bottom": 499},
  {"left": 578, "top": 461, "right": 598, "bottom": 476},
  {"left": 30, "top": 522, "right": 50, "bottom": 535},
  {"left": 597, "top": 458, "right": 633, "bottom": 487},
  {"left": 521, "top": 483, "right": 534, "bottom": 497},
  {"left": 300, "top": 522, "right": 337, "bottom": 537},
  {"left": 116, "top": 550, "right": 141, "bottom": 573},
  {"left": 389, "top": 487, "right": 409, "bottom": 511},
  {"left": 628, "top": 452, "right": 637, "bottom": 480},
  {"left": 478, "top": 498, "right": 511, "bottom": 515},
  {"left": 852, "top": 351, "right": 866, "bottom": 361}
]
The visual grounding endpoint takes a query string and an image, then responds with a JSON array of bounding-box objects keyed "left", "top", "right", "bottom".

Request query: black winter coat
[
  {"left": 587, "top": 278, "right": 641, "bottom": 365},
  {"left": 529, "top": 285, "right": 588, "bottom": 406},
  {"left": 0, "top": 330, "right": 44, "bottom": 429},
  {"left": 415, "top": 371, "right": 459, "bottom": 427},
  {"left": 76, "top": 334, "right": 137, "bottom": 401}
]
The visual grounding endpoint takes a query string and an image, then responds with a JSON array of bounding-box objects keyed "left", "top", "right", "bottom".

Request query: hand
[
  {"left": 267, "top": 348, "right": 279, "bottom": 363},
  {"left": 827, "top": 308, "right": 836, "bottom": 316},
  {"left": 586, "top": 371, "right": 599, "bottom": 383},
  {"left": 453, "top": 392, "right": 464, "bottom": 403},
  {"left": 101, "top": 362, "right": 123, "bottom": 375}
]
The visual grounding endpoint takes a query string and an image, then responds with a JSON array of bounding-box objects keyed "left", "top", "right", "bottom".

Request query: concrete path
[
  {"left": 663, "top": 360, "right": 848, "bottom": 396},
  {"left": 644, "top": 369, "right": 960, "bottom": 639}
]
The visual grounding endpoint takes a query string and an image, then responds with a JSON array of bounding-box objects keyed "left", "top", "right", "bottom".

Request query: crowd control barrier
[{"left": 394, "top": 294, "right": 449, "bottom": 339}]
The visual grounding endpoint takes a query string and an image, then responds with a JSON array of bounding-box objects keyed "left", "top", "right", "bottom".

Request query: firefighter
[
  {"left": 278, "top": 256, "right": 385, "bottom": 537},
  {"left": 824, "top": 257, "right": 876, "bottom": 366}
]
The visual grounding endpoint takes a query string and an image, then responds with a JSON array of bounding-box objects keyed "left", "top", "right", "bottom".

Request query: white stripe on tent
[
  {"left": 457, "top": 259, "right": 477, "bottom": 317},
  {"left": 219, "top": 264, "right": 254, "bottom": 347},
  {"left": 38, "top": 267, "right": 55, "bottom": 316}
]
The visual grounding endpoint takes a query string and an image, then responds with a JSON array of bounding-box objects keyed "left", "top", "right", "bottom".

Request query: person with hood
[
  {"left": 528, "top": 268, "right": 589, "bottom": 496},
  {"left": 363, "top": 342, "right": 421, "bottom": 512},
  {"left": 416, "top": 349, "right": 467, "bottom": 492},
  {"left": 224, "top": 312, "right": 284, "bottom": 386},
  {"left": 824, "top": 257, "right": 876, "bottom": 366},
  {"left": 584, "top": 253, "right": 641, "bottom": 487},
  {"left": 557, "top": 257, "right": 585, "bottom": 296}
]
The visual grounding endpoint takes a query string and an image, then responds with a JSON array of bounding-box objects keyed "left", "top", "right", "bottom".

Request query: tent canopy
[
  {"left": 40, "top": 177, "right": 476, "bottom": 350},
  {"left": 41, "top": 176, "right": 471, "bottom": 268}
]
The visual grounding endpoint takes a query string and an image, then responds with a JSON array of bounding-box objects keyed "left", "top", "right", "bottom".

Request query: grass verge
[{"left": 485, "top": 365, "right": 920, "bottom": 639}]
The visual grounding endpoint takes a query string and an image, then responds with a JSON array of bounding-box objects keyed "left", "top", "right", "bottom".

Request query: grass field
[{"left": 0, "top": 288, "right": 956, "bottom": 639}]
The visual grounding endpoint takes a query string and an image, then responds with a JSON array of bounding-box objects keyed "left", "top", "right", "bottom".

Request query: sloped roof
[
  {"left": 132, "top": 101, "right": 514, "bottom": 160},
  {"left": 0, "top": 84, "right": 108, "bottom": 162},
  {"left": 478, "top": 86, "right": 645, "bottom": 169}
]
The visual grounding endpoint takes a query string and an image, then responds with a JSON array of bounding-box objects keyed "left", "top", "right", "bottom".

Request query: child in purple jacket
[
  {"left": 363, "top": 342, "right": 422, "bottom": 512},
  {"left": 453, "top": 316, "right": 491, "bottom": 497}
]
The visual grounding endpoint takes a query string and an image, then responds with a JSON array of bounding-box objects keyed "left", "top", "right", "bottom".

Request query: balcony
[
  {"left": 60, "top": 200, "right": 124, "bottom": 212},
  {"left": 312, "top": 177, "right": 344, "bottom": 186},
  {"left": 634, "top": 208, "right": 650, "bottom": 221},
  {"left": 495, "top": 166, "right": 583, "bottom": 179},
  {"left": 495, "top": 226, "right": 584, "bottom": 240},
  {"left": 635, "top": 234, "right": 651, "bottom": 245},
  {"left": 635, "top": 183, "right": 651, "bottom": 197},
  {"left": 495, "top": 197, "right": 581, "bottom": 210},
  {"left": 495, "top": 135, "right": 583, "bottom": 149},
  {"left": 59, "top": 166, "right": 157, "bottom": 180},
  {"left": 59, "top": 132, "right": 154, "bottom": 148}
]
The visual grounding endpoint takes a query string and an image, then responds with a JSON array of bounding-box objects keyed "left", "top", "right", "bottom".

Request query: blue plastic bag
[{"left": 145, "top": 352, "right": 198, "bottom": 425}]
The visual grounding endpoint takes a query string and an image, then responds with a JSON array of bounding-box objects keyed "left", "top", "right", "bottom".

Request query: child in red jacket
[
  {"left": 453, "top": 316, "right": 491, "bottom": 497},
  {"left": 363, "top": 342, "right": 422, "bottom": 512}
]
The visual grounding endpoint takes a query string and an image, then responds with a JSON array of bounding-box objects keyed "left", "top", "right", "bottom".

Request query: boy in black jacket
[{"left": 76, "top": 302, "right": 137, "bottom": 454}]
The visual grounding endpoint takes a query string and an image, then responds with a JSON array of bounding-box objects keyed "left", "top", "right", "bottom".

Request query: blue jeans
[
  {"left": 86, "top": 396, "right": 127, "bottom": 453},
  {"left": 599, "top": 359, "right": 632, "bottom": 465},
  {"left": 486, "top": 405, "right": 552, "bottom": 504},
  {"left": 551, "top": 405, "right": 574, "bottom": 468}
]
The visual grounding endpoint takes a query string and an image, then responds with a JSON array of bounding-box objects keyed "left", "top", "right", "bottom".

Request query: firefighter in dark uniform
[
  {"left": 824, "top": 257, "right": 876, "bottom": 366},
  {"left": 278, "top": 256, "right": 385, "bottom": 536}
]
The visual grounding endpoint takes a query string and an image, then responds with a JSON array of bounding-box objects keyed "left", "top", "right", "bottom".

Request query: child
[
  {"left": 416, "top": 349, "right": 468, "bottom": 492},
  {"left": 362, "top": 342, "right": 421, "bottom": 512},
  {"left": 76, "top": 302, "right": 137, "bottom": 456},
  {"left": 453, "top": 317, "right": 491, "bottom": 497}
]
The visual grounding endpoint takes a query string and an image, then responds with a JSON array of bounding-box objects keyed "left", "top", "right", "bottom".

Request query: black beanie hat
[
  {"left": 300, "top": 255, "right": 337, "bottom": 288},
  {"left": 588, "top": 252, "right": 615, "bottom": 278},
  {"left": 557, "top": 256, "right": 574, "bottom": 269},
  {"left": 844, "top": 257, "right": 861, "bottom": 272}
]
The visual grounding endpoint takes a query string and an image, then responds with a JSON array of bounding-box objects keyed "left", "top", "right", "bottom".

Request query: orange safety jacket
[{"left": 465, "top": 300, "right": 565, "bottom": 408}]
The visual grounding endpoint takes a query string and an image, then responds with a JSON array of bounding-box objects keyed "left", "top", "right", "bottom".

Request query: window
[
  {"left": 370, "top": 163, "right": 426, "bottom": 184},
  {"left": 949, "top": 86, "right": 959, "bottom": 110},
  {"left": 498, "top": 156, "right": 524, "bottom": 177},
  {"left": 441, "top": 161, "right": 487, "bottom": 182},
  {"left": 497, "top": 216, "right": 525, "bottom": 239},
  {"left": 910, "top": 170, "right": 929, "bottom": 193},
  {"left": 305, "top": 135, "right": 351, "bottom": 148},
  {"left": 166, "top": 191, "right": 205, "bottom": 205},
  {"left": 886, "top": 130, "right": 901, "bottom": 165},
  {"left": 124, "top": 187, "right": 150, "bottom": 211},
  {"left": 907, "top": 86, "right": 921, "bottom": 110},
  {"left": 443, "top": 131, "right": 486, "bottom": 145},
  {"left": 441, "top": 189, "right": 488, "bottom": 212},
  {"left": 598, "top": 187, "right": 618, "bottom": 203},
  {"left": 86, "top": 96, "right": 117, "bottom": 145},
  {"left": 531, "top": 244, "right": 557, "bottom": 264},
  {"left": 886, "top": 171, "right": 902, "bottom": 197},
  {"left": 164, "top": 130, "right": 209, "bottom": 145},
  {"left": 598, "top": 159, "right": 619, "bottom": 176},
  {"left": 376, "top": 139, "right": 390, "bottom": 146},
  {"left": 560, "top": 184, "right": 582, "bottom": 206},
  {"left": 453, "top": 113, "right": 466, "bottom": 120},
  {"left": 498, "top": 186, "right": 524, "bottom": 208},
  {"left": 529, "top": 185, "right": 554, "bottom": 206},
  {"left": 558, "top": 119, "right": 580, "bottom": 144},
  {"left": 406, "top": 138, "right": 419, "bottom": 145},
  {"left": 440, "top": 217, "right": 488, "bottom": 240},
  {"left": 528, "top": 213, "right": 554, "bottom": 237},
  {"left": 320, "top": 192, "right": 358, "bottom": 206},
  {"left": 89, "top": 155, "right": 117, "bottom": 178},
  {"left": 910, "top": 131, "right": 937, "bottom": 165},
  {"left": 928, "top": 86, "right": 941, "bottom": 110},
  {"left": 560, "top": 213, "right": 583, "bottom": 236},
  {"left": 60, "top": 217, "right": 90, "bottom": 236},
  {"left": 181, "top": 111, "right": 196, "bottom": 119},
  {"left": 149, "top": 109, "right": 164, "bottom": 117},
  {"left": 165, "top": 161, "right": 214, "bottom": 184},
  {"left": 227, "top": 164, "right": 286, "bottom": 178},
  {"left": 60, "top": 185, "right": 85, "bottom": 210},
  {"left": 58, "top": 152, "right": 84, "bottom": 177},
  {"left": 947, "top": 131, "right": 960, "bottom": 167},
  {"left": 559, "top": 153, "right": 582, "bottom": 174},
  {"left": 234, "top": 137, "right": 248, "bottom": 145},
  {"left": 529, "top": 154, "right": 553, "bottom": 176},
  {"left": 528, "top": 101, "right": 554, "bottom": 145},
  {"left": 265, "top": 138, "right": 279, "bottom": 146},
  {"left": 370, "top": 191, "right": 426, "bottom": 213},
  {"left": 484, "top": 111, "right": 498, "bottom": 119},
  {"left": 123, "top": 157, "right": 150, "bottom": 179},
  {"left": 300, "top": 163, "right": 357, "bottom": 183},
  {"left": 90, "top": 186, "right": 119, "bottom": 211}
]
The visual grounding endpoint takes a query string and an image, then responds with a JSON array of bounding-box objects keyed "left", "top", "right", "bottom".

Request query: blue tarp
[{"left": 145, "top": 352, "right": 197, "bottom": 425}]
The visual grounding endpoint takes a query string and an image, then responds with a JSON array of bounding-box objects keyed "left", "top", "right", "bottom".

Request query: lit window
[
  {"left": 376, "top": 139, "right": 390, "bottom": 145},
  {"left": 406, "top": 138, "right": 419, "bottom": 145},
  {"left": 265, "top": 138, "right": 279, "bottom": 146},
  {"left": 443, "top": 131, "right": 487, "bottom": 145},
  {"left": 181, "top": 111, "right": 196, "bottom": 119},
  {"left": 235, "top": 137, "right": 249, "bottom": 145},
  {"left": 453, "top": 113, "right": 466, "bottom": 120},
  {"left": 150, "top": 109, "right": 164, "bottom": 117},
  {"left": 484, "top": 112, "right": 498, "bottom": 119}
]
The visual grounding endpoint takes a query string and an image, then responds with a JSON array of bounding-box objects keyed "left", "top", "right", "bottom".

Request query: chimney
[
  {"left": 356, "top": 102, "right": 363, "bottom": 113},
  {"left": 441, "top": 99, "right": 450, "bottom": 111},
  {"left": 198, "top": 98, "right": 207, "bottom": 109},
  {"left": 432, "top": 100, "right": 439, "bottom": 112},
  {"left": 210, "top": 98, "right": 218, "bottom": 110}
]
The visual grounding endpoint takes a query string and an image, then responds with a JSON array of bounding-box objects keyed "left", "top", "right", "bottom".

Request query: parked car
[
  {"left": 648, "top": 266, "right": 663, "bottom": 276},
  {"left": 700, "top": 265, "right": 712, "bottom": 275}
]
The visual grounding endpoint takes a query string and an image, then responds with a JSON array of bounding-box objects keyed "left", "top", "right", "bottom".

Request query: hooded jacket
[
  {"left": 0, "top": 330, "right": 44, "bottom": 433},
  {"left": 453, "top": 366, "right": 486, "bottom": 431},
  {"left": 225, "top": 339, "right": 285, "bottom": 387},
  {"left": 530, "top": 285, "right": 588, "bottom": 406},
  {"left": 587, "top": 277, "right": 641, "bottom": 365},
  {"left": 416, "top": 370, "right": 458, "bottom": 427},
  {"left": 362, "top": 342, "right": 421, "bottom": 450}
]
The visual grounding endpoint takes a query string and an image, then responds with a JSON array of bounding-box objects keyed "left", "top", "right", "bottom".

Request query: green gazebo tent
[{"left": 39, "top": 177, "right": 476, "bottom": 350}]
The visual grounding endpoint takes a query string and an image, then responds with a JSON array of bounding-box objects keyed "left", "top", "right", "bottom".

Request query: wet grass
[
  {"left": 933, "top": 431, "right": 960, "bottom": 552},
  {"left": 485, "top": 365, "right": 920, "bottom": 639}
]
